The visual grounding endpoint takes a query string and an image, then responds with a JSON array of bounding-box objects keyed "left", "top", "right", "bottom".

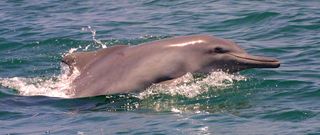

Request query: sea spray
[
  {"left": 0, "top": 63, "right": 80, "bottom": 98},
  {"left": 0, "top": 68, "right": 246, "bottom": 98},
  {"left": 138, "top": 71, "right": 246, "bottom": 99},
  {"left": 81, "top": 25, "right": 107, "bottom": 49}
]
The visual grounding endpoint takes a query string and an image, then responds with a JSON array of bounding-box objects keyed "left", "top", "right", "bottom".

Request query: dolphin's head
[{"left": 180, "top": 35, "right": 280, "bottom": 73}]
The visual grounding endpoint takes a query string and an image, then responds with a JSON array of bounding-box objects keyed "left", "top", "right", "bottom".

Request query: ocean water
[{"left": 0, "top": 0, "right": 320, "bottom": 134}]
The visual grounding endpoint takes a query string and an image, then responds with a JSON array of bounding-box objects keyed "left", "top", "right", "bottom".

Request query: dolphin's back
[{"left": 62, "top": 45, "right": 128, "bottom": 73}]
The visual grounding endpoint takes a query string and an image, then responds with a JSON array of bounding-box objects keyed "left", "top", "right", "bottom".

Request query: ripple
[
  {"left": 223, "top": 12, "right": 280, "bottom": 26},
  {"left": 261, "top": 110, "right": 318, "bottom": 122}
]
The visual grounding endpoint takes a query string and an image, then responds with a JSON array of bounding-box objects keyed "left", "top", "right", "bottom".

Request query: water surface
[{"left": 0, "top": 0, "right": 320, "bottom": 134}]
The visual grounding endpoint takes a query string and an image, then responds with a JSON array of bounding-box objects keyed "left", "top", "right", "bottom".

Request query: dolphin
[{"left": 62, "top": 35, "right": 280, "bottom": 98}]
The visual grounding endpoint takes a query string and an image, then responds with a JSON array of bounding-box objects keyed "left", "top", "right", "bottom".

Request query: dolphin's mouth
[{"left": 229, "top": 53, "right": 280, "bottom": 68}]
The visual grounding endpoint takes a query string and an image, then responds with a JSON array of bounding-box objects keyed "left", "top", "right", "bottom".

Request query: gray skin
[{"left": 62, "top": 35, "right": 280, "bottom": 98}]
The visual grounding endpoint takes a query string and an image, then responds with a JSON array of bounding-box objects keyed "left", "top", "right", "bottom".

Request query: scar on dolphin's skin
[{"left": 62, "top": 35, "right": 280, "bottom": 98}]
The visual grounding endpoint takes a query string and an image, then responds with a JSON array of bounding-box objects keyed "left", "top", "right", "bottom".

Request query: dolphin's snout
[{"left": 230, "top": 53, "right": 281, "bottom": 68}]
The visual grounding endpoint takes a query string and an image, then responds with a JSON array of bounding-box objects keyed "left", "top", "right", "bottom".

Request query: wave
[
  {"left": 0, "top": 63, "right": 80, "bottom": 98},
  {"left": 0, "top": 67, "right": 246, "bottom": 100},
  {"left": 139, "top": 71, "right": 246, "bottom": 99}
]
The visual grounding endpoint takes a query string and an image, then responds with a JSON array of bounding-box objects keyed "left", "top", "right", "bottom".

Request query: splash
[
  {"left": 81, "top": 25, "right": 107, "bottom": 49},
  {"left": 0, "top": 64, "right": 80, "bottom": 98},
  {"left": 0, "top": 69, "right": 246, "bottom": 99},
  {"left": 138, "top": 71, "right": 246, "bottom": 99},
  {"left": 0, "top": 26, "right": 108, "bottom": 98},
  {"left": 0, "top": 26, "right": 109, "bottom": 98}
]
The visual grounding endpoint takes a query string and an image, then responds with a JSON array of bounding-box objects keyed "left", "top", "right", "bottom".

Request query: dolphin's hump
[{"left": 62, "top": 45, "right": 128, "bottom": 73}]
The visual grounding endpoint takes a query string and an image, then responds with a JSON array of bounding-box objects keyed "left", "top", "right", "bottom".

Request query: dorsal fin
[{"left": 62, "top": 45, "right": 128, "bottom": 74}]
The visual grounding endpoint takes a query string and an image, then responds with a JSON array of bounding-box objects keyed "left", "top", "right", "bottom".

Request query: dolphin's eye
[{"left": 214, "top": 47, "right": 227, "bottom": 53}]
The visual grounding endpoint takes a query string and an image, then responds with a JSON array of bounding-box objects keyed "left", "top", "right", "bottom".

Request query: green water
[{"left": 0, "top": 0, "right": 320, "bottom": 134}]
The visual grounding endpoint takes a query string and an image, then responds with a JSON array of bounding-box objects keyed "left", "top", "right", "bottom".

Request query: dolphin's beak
[{"left": 229, "top": 53, "right": 280, "bottom": 69}]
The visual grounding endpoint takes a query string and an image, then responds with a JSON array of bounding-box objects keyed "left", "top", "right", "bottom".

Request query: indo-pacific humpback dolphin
[{"left": 62, "top": 35, "right": 280, "bottom": 98}]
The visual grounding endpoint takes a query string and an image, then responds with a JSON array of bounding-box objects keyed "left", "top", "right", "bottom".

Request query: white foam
[
  {"left": 0, "top": 63, "right": 80, "bottom": 98},
  {"left": 138, "top": 71, "right": 246, "bottom": 99},
  {"left": 0, "top": 69, "right": 245, "bottom": 99},
  {"left": 68, "top": 47, "right": 79, "bottom": 53}
]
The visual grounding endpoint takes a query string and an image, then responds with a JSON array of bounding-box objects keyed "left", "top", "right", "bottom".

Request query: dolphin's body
[{"left": 63, "top": 35, "right": 280, "bottom": 98}]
